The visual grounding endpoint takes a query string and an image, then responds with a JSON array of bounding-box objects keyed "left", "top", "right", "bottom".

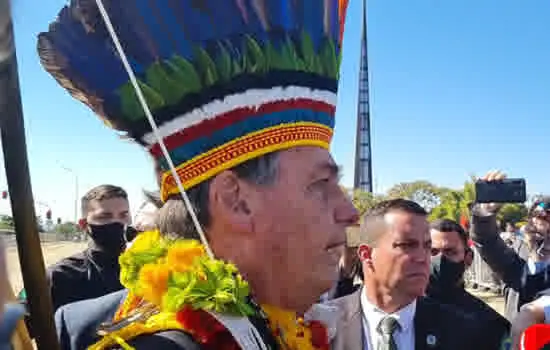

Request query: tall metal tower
[{"left": 353, "top": 0, "right": 373, "bottom": 192}]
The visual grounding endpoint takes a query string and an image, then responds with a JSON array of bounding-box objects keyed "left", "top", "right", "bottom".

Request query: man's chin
[{"left": 402, "top": 279, "right": 429, "bottom": 298}]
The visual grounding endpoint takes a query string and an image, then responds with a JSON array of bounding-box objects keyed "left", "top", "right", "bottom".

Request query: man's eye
[{"left": 394, "top": 242, "right": 416, "bottom": 249}]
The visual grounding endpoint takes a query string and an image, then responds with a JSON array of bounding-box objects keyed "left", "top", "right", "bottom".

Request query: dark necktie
[{"left": 377, "top": 316, "right": 400, "bottom": 350}]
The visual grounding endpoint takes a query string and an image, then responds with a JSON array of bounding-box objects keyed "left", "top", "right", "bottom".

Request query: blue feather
[
  {"left": 265, "top": 0, "right": 294, "bottom": 31},
  {"left": 49, "top": 10, "right": 127, "bottom": 93},
  {"left": 106, "top": 1, "right": 162, "bottom": 64},
  {"left": 327, "top": 0, "right": 339, "bottom": 45},
  {"left": 300, "top": 0, "right": 324, "bottom": 49},
  {"left": 39, "top": 0, "right": 346, "bottom": 126},
  {"left": 133, "top": 0, "right": 175, "bottom": 59}
]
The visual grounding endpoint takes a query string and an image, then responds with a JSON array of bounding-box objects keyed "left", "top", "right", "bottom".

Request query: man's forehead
[
  {"left": 88, "top": 197, "right": 129, "bottom": 212},
  {"left": 384, "top": 210, "right": 428, "bottom": 227},
  {"left": 383, "top": 211, "right": 429, "bottom": 239},
  {"left": 280, "top": 147, "right": 340, "bottom": 177},
  {"left": 430, "top": 229, "right": 461, "bottom": 246}
]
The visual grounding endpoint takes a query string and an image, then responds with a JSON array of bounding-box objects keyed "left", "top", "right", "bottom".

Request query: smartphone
[{"left": 475, "top": 178, "right": 526, "bottom": 203}]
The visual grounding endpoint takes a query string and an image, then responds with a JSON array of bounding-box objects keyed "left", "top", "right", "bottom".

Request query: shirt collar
[{"left": 360, "top": 288, "right": 416, "bottom": 332}]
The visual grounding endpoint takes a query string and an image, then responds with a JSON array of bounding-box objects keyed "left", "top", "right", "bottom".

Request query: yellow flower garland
[
  {"left": 90, "top": 231, "right": 329, "bottom": 350},
  {"left": 261, "top": 305, "right": 329, "bottom": 350}
]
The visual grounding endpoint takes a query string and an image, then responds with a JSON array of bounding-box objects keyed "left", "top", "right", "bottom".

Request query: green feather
[
  {"left": 118, "top": 81, "right": 165, "bottom": 119},
  {"left": 193, "top": 47, "right": 219, "bottom": 86},
  {"left": 265, "top": 42, "right": 284, "bottom": 71},
  {"left": 244, "top": 35, "right": 266, "bottom": 73},
  {"left": 116, "top": 35, "right": 340, "bottom": 120},
  {"left": 300, "top": 31, "right": 320, "bottom": 74},
  {"left": 279, "top": 38, "right": 298, "bottom": 70},
  {"left": 215, "top": 43, "right": 233, "bottom": 81},
  {"left": 145, "top": 62, "right": 186, "bottom": 105},
  {"left": 320, "top": 39, "right": 338, "bottom": 79},
  {"left": 170, "top": 56, "right": 202, "bottom": 92}
]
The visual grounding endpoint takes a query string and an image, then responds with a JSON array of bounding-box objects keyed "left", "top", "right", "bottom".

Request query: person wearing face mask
[
  {"left": 39, "top": 185, "right": 131, "bottom": 313},
  {"left": 427, "top": 219, "right": 510, "bottom": 348},
  {"left": 470, "top": 171, "right": 550, "bottom": 322}
]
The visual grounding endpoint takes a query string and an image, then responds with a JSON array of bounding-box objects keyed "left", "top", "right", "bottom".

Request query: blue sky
[{"left": 0, "top": 0, "right": 549, "bottom": 221}]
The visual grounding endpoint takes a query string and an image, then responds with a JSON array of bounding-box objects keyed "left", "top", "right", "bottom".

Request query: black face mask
[
  {"left": 429, "top": 254, "right": 466, "bottom": 291},
  {"left": 88, "top": 222, "right": 126, "bottom": 254}
]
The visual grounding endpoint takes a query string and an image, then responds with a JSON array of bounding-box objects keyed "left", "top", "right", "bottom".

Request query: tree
[
  {"left": 349, "top": 189, "right": 387, "bottom": 216},
  {"left": 55, "top": 222, "right": 79, "bottom": 240},
  {"left": 0, "top": 215, "right": 14, "bottom": 230},
  {"left": 429, "top": 177, "right": 476, "bottom": 222},
  {"left": 429, "top": 190, "right": 463, "bottom": 222},
  {"left": 387, "top": 180, "right": 443, "bottom": 212},
  {"left": 497, "top": 203, "right": 528, "bottom": 225}
]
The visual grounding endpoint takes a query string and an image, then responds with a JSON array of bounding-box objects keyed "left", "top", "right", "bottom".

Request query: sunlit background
[{"left": 1, "top": 0, "right": 549, "bottom": 222}]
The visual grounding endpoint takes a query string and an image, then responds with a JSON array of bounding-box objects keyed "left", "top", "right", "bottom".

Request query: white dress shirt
[{"left": 360, "top": 290, "right": 416, "bottom": 350}]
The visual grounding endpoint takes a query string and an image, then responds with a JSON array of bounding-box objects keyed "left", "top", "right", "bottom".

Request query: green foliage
[
  {"left": 349, "top": 173, "right": 528, "bottom": 226},
  {"left": 387, "top": 180, "right": 444, "bottom": 212},
  {"left": 350, "top": 189, "right": 387, "bottom": 216},
  {"left": 54, "top": 222, "right": 82, "bottom": 240},
  {"left": 497, "top": 203, "right": 528, "bottom": 225},
  {"left": 55, "top": 222, "right": 78, "bottom": 235},
  {"left": 429, "top": 190, "right": 464, "bottom": 222},
  {"left": 117, "top": 34, "right": 340, "bottom": 119},
  {"left": 0, "top": 215, "right": 13, "bottom": 230}
]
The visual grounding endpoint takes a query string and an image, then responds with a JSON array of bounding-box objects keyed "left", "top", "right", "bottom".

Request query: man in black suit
[
  {"left": 428, "top": 219, "right": 510, "bottom": 348},
  {"left": 330, "top": 199, "right": 487, "bottom": 350}
]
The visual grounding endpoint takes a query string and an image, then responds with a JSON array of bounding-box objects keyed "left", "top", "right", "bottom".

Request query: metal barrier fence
[
  {"left": 465, "top": 246, "right": 503, "bottom": 293},
  {"left": 0, "top": 231, "right": 87, "bottom": 246}
]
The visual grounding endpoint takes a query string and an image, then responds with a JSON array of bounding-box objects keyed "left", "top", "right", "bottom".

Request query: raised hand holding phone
[{"left": 472, "top": 170, "right": 507, "bottom": 215}]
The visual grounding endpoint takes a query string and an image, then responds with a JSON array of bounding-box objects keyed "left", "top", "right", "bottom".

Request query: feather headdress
[{"left": 38, "top": 0, "right": 350, "bottom": 201}]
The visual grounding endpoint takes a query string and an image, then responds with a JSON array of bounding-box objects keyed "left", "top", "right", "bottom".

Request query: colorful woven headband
[{"left": 38, "top": 0, "right": 349, "bottom": 201}]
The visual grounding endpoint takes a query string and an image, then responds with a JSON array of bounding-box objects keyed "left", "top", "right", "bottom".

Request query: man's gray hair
[{"left": 157, "top": 151, "right": 280, "bottom": 239}]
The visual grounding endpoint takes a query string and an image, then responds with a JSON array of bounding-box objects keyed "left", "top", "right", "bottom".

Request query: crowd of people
[
  {"left": 1, "top": 0, "right": 550, "bottom": 349},
  {"left": 6, "top": 175, "right": 550, "bottom": 349}
]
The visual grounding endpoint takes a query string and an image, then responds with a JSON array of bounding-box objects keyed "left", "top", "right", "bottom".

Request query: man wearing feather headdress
[{"left": 38, "top": 0, "right": 357, "bottom": 349}]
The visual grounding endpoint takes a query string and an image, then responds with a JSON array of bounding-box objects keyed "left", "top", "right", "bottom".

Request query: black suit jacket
[
  {"left": 427, "top": 284, "right": 509, "bottom": 348},
  {"left": 330, "top": 289, "right": 489, "bottom": 350},
  {"left": 48, "top": 248, "right": 124, "bottom": 312},
  {"left": 55, "top": 289, "right": 128, "bottom": 350}
]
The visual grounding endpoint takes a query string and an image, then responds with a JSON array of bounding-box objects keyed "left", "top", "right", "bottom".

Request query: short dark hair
[
  {"left": 366, "top": 198, "right": 428, "bottom": 218},
  {"left": 157, "top": 151, "right": 280, "bottom": 239},
  {"left": 430, "top": 218, "right": 468, "bottom": 248},
  {"left": 81, "top": 185, "right": 128, "bottom": 216},
  {"left": 358, "top": 199, "right": 427, "bottom": 246}
]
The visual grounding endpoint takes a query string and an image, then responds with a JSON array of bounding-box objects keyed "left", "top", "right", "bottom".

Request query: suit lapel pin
[{"left": 426, "top": 334, "right": 437, "bottom": 347}]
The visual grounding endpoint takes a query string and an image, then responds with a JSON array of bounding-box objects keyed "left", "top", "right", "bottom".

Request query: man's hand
[{"left": 472, "top": 170, "right": 506, "bottom": 216}]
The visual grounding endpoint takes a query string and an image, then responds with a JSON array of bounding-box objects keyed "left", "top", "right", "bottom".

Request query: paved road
[{"left": 6, "top": 241, "right": 87, "bottom": 292}]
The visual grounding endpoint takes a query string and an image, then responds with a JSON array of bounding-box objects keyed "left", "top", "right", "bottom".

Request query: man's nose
[{"left": 335, "top": 196, "right": 360, "bottom": 225}]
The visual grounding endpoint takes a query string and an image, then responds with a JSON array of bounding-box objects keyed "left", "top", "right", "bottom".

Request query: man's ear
[
  {"left": 78, "top": 218, "right": 87, "bottom": 231},
  {"left": 357, "top": 244, "right": 372, "bottom": 262},
  {"left": 209, "top": 171, "right": 254, "bottom": 232},
  {"left": 464, "top": 247, "right": 474, "bottom": 268}
]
